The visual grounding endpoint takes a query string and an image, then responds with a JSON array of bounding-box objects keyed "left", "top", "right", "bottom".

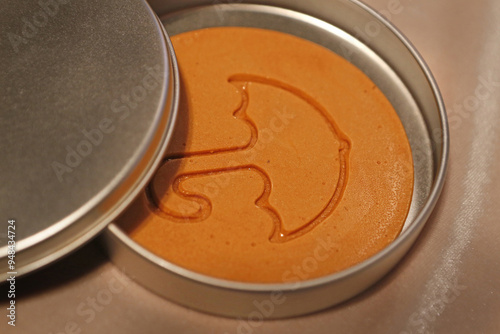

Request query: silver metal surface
[
  {"left": 0, "top": 0, "right": 179, "bottom": 279},
  {"left": 104, "top": 0, "right": 449, "bottom": 318}
]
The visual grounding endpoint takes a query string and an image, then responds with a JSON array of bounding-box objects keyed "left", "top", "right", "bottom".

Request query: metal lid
[{"left": 0, "top": 0, "right": 179, "bottom": 278}]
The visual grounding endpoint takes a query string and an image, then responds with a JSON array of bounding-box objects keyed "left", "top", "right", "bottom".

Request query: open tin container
[
  {"left": 0, "top": 0, "right": 448, "bottom": 319},
  {"left": 104, "top": 0, "right": 449, "bottom": 318}
]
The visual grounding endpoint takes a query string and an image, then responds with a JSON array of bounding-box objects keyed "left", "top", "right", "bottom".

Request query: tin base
[{"left": 103, "top": 0, "right": 448, "bottom": 318}]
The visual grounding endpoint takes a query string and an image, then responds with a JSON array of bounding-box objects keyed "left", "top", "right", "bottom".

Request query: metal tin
[
  {"left": 0, "top": 0, "right": 179, "bottom": 280},
  {"left": 103, "top": 0, "right": 449, "bottom": 318}
]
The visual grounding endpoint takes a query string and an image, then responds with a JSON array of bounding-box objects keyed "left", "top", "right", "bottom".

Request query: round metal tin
[
  {"left": 0, "top": 0, "right": 179, "bottom": 280},
  {"left": 103, "top": 0, "right": 449, "bottom": 318}
]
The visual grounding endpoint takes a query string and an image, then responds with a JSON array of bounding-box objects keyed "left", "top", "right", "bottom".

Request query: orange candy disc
[{"left": 118, "top": 27, "right": 414, "bottom": 283}]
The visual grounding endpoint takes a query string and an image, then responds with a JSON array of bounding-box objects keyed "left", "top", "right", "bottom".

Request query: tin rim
[{"left": 104, "top": 0, "right": 449, "bottom": 318}]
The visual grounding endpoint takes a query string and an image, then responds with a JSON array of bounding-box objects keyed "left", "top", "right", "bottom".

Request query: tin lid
[{"left": 0, "top": 0, "right": 179, "bottom": 278}]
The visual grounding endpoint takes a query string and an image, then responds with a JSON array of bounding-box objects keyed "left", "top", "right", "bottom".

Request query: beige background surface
[{"left": 2, "top": 0, "right": 500, "bottom": 333}]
